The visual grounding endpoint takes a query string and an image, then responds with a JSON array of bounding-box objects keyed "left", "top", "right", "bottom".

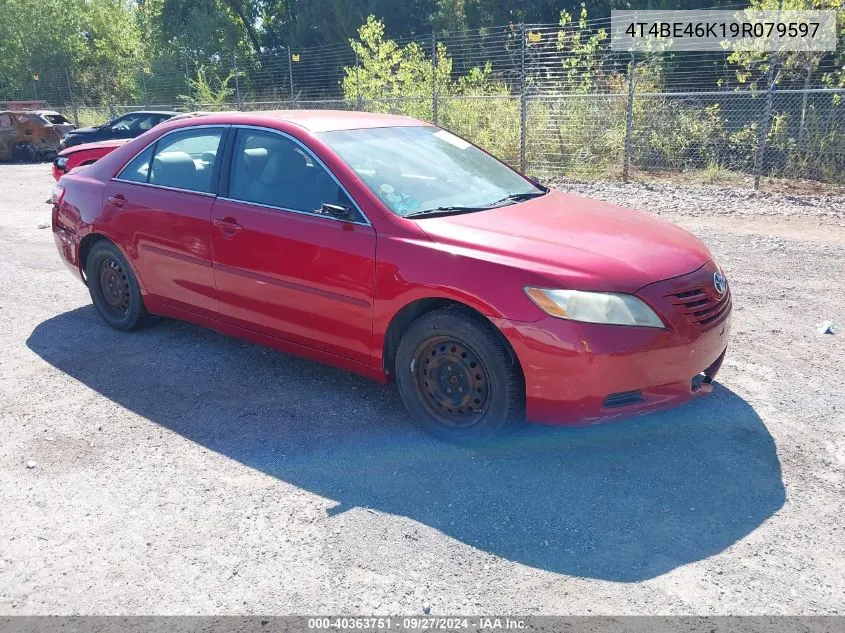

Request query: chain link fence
[{"left": 5, "top": 19, "right": 844, "bottom": 187}]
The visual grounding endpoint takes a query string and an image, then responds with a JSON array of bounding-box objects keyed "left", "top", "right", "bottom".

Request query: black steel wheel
[
  {"left": 98, "top": 256, "right": 131, "bottom": 319},
  {"left": 85, "top": 240, "right": 148, "bottom": 331},
  {"left": 395, "top": 307, "right": 524, "bottom": 444},
  {"left": 412, "top": 337, "right": 491, "bottom": 428}
]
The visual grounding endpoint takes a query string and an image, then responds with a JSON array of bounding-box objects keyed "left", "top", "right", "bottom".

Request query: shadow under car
[{"left": 27, "top": 306, "right": 785, "bottom": 582}]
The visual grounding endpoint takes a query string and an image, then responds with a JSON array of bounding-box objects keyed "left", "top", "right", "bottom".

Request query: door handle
[
  {"left": 107, "top": 195, "right": 126, "bottom": 207},
  {"left": 213, "top": 217, "right": 243, "bottom": 235}
]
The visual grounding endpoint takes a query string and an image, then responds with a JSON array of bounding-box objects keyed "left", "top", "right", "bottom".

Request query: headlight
[
  {"left": 55, "top": 156, "right": 68, "bottom": 169},
  {"left": 524, "top": 287, "right": 665, "bottom": 328}
]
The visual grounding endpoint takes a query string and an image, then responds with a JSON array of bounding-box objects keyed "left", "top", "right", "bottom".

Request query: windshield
[{"left": 318, "top": 126, "right": 543, "bottom": 217}]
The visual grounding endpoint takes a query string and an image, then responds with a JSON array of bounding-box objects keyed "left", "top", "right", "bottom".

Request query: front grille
[{"left": 666, "top": 284, "right": 731, "bottom": 329}]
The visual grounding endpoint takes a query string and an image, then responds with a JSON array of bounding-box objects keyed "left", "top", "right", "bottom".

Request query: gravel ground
[{"left": 1, "top": 164, "right": 843, "bottom": 615}]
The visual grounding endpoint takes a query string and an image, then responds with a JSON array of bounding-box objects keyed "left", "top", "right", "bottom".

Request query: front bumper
[{"left": 492, "top": 310, "right": 730, "bottom": 426}]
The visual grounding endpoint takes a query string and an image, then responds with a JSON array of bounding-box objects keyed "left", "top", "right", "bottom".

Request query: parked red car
[
  {"left": 51, "top": 111, "right": 731, "bottom": 442},
  {"left": 52, "top": 138, "right": 126, "bottom": 181}
]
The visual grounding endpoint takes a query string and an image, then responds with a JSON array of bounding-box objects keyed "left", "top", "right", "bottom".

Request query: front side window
[
  {"left": 318, "top": 126, "right": 543, "bottom": 217},
  {"left": 117, "top": 127, "right": 224, "bottom": 193},
  {"left": 228, "top": 129, "right": 354, "bottom": 216}
]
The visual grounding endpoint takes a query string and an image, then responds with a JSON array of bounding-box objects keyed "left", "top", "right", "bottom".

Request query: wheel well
[
  {"left": 78, "top": 233, "right": 110, "bottom": 284},
  {"left": 382, "top": 298, "right": 524, "bottom": 382}
]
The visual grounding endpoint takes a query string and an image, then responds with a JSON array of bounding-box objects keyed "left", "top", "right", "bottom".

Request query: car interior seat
[
  {"left": 150, "top": 151, "right": 199, "bottom": 190},
  {"left": 248, "top": 147, "right": 317, "bottom": 211}
]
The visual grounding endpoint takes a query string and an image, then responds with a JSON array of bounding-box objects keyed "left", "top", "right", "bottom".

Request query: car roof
[
  {"left": 168, "top": 110, "right": 429, "bottom": 133},
  {"left": 120, "top": 110, "right": 179, "bottom": 116}
]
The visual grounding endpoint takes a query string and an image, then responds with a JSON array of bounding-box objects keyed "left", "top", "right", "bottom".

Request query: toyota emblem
[{"left": 713, "top": 271, "right": 727, "bottom": 296}]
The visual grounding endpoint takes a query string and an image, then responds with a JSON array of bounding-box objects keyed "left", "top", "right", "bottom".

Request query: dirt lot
[{"left": 0, "top": 164, "right": 843, "bottom": 615}]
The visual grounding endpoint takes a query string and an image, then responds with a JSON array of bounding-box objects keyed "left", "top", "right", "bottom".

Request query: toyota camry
[{"left": 51, "top": 111, "right": 731, "bottom": 442}]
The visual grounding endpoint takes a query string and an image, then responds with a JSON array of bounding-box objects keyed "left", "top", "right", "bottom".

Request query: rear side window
[
  {"left": 118, "top": 146, "right": 154, "bottom": 183},
  {"left": 117, "top": 127, "right": 225, "bottom": 193},
  {"left": 110, "top": 114, "right": 140, "bottom": 131},
  {"left": 136, "top": 115, "right": 158, "bottom": 131},
  {"left": 45, "top": 114, "right": 71, "bottom": 125}
]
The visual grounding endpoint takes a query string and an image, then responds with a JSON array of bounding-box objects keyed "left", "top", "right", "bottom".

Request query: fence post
[
  {"left": 233, "top": 51, "right": 242, "bottom": 111},
  {"left": 288, "top": 50, "right": 296, "bottom": 108},
  {"left": 798, "top": 64, "right": 811, "bottom": 147},
  {"left": 519, "top": 23, "right": 527, "bottom": 174},
  {"left": 355, "top": 51, "right": 363, "bottom": 111},
  {"left": 431, "top": 32, "right": 439, "bottom": 125},
  {"left": 140, "top": 67, "right": 149, "bottom": 108},
  {"left": 182, "top": 51, "right": 191, "bottom": 103},
  {"left": 754, "top": 53, "right": 778, "bottom": 190},
  {"left": 65, "top": 67, "right": 79, "bottom": 127},
  {"left": 622, "top": 51, "right": 636, "bottom": 183}
]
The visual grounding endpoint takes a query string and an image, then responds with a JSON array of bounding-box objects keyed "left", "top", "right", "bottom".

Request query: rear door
[
  {"left": 210, "top": 127, "right": 376, "bottom": 364},
  {"left": 103, "top": 125, "right": 228, "bottom": 318}
]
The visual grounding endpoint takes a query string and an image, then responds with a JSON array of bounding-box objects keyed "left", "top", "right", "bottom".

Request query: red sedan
[
  {"left": 51, "top": 111, "right": 731, "bottom": 442},
  {"left": 52, "top": 138, "right": 126, "bottom": 181}
]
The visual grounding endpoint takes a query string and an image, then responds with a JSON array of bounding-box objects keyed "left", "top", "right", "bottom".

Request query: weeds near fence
[{"left": 34, "top": 10, "right": 845, "bottom": 187}]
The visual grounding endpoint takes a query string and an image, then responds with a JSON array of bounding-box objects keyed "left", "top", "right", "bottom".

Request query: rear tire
[
  {"left": 13, "top": 142, "right": 36, "bottom": 163},
  {"left": 85, "top": 240, "right": 148, "bottom": 331},
  {"left": 395, "top": 307, "right": 523, "bottom": 444}
]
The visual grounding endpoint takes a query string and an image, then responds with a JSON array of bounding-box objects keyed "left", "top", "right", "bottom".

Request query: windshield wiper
[
  {"left": 404, "top": 187, "right": 550, "bottom": 219},
  {"left": 404, "top": 205, "right": 491, "bottom": 219},
  {"left": 486, "top": 189, "right": 549, "bottom": 207}
]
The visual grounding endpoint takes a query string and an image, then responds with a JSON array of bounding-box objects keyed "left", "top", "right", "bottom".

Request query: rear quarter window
[{"left": 117, "top": 146, "right": 154, "bottom": 183}]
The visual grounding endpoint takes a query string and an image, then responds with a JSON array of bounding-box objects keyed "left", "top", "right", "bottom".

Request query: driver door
[{"left": 210, "top": 127, "right": 376, "bottom": 364}]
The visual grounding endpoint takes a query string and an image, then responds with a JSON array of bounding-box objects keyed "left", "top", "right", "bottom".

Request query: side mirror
[{"left": 318, "top": 203, "right": 353, "bottom": 221}]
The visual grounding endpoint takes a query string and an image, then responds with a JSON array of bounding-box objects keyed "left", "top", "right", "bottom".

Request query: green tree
[
  {"left": 726, "top": 0, "right": 845, "bottom": 90},
  {"left": 178, "top": 67, "right": 237, "bottom": 109},
  {"left": 342, "top": 16, "right": 452, "bottom": 105},
  {"left": 0, "top": 0, "right": 147, "bottom": 104},
  {"left": 556, "top": 5, "right": 612, "bottom": 93}
]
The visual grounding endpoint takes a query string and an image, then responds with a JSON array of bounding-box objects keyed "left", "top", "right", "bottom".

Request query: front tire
[
  {"left": 85, "top": 240, "right": 148, "bottom": 331},
  {"left": 395, "top": 307, "right": 524, "bottom": 444}
]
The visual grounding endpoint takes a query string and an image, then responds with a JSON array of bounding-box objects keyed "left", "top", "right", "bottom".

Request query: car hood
[
  {"left": 59, "top": 138, "right": 127, "bottom": 156},
  {"left": 413, "top": 190, "right": 712, "bottom": 292},
  {"left": 68, "top": 126, "right": 101, "bottom": 135}
]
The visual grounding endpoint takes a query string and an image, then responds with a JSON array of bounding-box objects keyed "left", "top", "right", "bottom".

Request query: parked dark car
[{"left": 61, "top": 110, "right": 178, "bottom": 148}]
